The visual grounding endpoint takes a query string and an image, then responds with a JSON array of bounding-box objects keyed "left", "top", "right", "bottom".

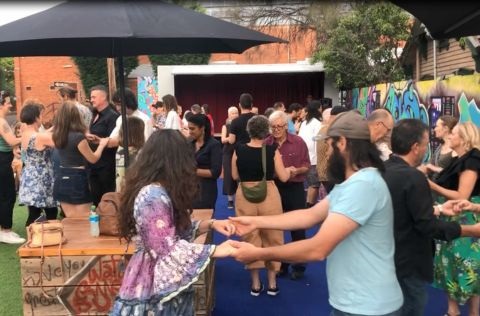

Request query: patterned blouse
[{"left": 111, "top": 184, "right": 215, "bottom": 315}]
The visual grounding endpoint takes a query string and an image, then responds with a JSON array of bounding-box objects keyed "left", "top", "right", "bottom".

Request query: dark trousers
[
  {"left": 26, "top": 206, "right": 58, "bottom": 227},
  {"left": 398, "top": 275, "right": 427, "bottom": 316},
  {"left": 276, "top": 180, "right": 307, "bottom": 272},
  {"left": 0, "top": 151, "right": 16, "bottom": 229},
  {"left": 89, "top": 164, "right": 116, "bottom": 206}
]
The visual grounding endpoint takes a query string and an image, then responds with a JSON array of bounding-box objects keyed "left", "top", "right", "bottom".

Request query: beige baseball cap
[{"left": 325, "top": 110, "right": 371, "bottom": 140}]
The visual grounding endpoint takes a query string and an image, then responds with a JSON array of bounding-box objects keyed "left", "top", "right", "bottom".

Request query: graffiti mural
[
  {"left": 349, "top": 74, "right": 480, "bottom": 126},
  {"left": 348, "top": 74, "right": 480, "bottom": 160},
  {"left": 137, "top": 76, "right": 158, "bottom": 117}
]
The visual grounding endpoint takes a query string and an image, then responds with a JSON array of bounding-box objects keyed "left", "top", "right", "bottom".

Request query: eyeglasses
[
  {"left": 271, "top": 124, "right": 286, "bottom": 130},
  {"left": 379, "top": 121, "right": 392, "bottom": 132}
]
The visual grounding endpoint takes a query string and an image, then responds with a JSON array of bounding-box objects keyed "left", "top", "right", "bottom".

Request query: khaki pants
[{"left": 235, "top": 180, "right": 284, "bottom": 271}]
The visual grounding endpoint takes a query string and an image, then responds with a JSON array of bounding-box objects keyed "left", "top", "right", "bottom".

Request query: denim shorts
[{"left": 53, "top": 167, "right": 92, "bottom": 204}]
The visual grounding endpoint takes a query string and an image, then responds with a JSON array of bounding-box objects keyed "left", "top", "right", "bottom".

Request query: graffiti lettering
[
  {"left": 22, "top": 259, "right": 86, "bottom": 286},
  {"left": 24, "top": 290, "right": 59, "bottom": 309},
  {"left": 69, "top": 256, "right": 125, "bottom": 313}
]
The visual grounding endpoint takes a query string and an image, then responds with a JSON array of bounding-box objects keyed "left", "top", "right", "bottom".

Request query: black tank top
[{"left": 235, "top": 144, "right": 276, "bottom": 181}]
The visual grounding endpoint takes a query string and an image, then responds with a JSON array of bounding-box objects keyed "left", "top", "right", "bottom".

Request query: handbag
[
  {"left": 96, "top": 192, "right": 121, "bottom": 236},
  {"left": 240, "top": 145, "right": 268, "bottom": 203},
  {"left": 27, "top": 220, "right": 66, "bottom": 248},
  {"left": 27, "top": 220, "right": 66, "bottom": 298}
]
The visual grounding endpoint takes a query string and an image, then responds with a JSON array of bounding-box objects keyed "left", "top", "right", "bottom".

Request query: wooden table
[{"left": 18, "top": 209, "right": 215, "bottom": 316}]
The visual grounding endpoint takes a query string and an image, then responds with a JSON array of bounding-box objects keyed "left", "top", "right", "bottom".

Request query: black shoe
[
  {"left": 290, "top": 270, "right": 304, "bottom": 280},
  {"left": 250, "top": 283, "right": 264, "bottom": 297},
  {"left": 267, "top": 286, "right": 280, "bottom": 296},
  {"left": 227, "top": 201, "right": 234, "bottom": 209},
  {"left": 18, "top": 203, "right": 25, "bottom": 206}
]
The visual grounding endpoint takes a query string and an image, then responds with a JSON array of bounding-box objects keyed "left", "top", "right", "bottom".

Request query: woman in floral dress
[
  {"left": 19, "top": 102, "right": 58, "bottom": 226},
  {"left": 111, "top": 129, "right": 235, "bottom": 316},
  {"left": 429, "top": 122, "right": 480, "bottom": 316}
]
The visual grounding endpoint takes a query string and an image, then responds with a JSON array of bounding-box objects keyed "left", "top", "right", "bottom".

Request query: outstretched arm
[
  {"left": 230, "top": 198, "right": 330, "bottom": 236},
  {"left": 231, "top": 212, "right": 358, "bottom": 264}
]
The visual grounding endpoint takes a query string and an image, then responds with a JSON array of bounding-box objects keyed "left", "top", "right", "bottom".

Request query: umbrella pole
[{"left": 116, "top": 55, "right": 130, "bottom": 168}]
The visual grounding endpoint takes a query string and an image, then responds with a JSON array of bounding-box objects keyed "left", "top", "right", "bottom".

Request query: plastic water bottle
[{"left": 89, "top": 205, "right": 100, "bottom": 237}]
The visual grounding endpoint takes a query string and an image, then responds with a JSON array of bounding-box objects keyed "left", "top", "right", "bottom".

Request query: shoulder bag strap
[{"left": 261, "top": 145, "right": 266, "bottom": 180}]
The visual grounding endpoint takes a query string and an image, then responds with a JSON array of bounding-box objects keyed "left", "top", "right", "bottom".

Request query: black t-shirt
[
  {"left": 57, "top": 132, "right": 86, "bottom": 167},
  {"left": 235, "top": 144, "right": 277, "bottom": 181},
  {"left": 230, "top": 113, "right": 256, "bottom": 145},
  {"left": 89, "top": 105, "right": 119, "bottom": 169}
]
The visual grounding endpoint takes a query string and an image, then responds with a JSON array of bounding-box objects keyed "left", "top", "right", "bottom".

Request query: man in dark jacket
[{"left": 383, "top": 118, "right": 480, "bottom": 316}]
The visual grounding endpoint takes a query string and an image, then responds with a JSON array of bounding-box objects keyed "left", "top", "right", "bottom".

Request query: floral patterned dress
[
  {"left": 433, "top": 149, "right": 480, "bottom": 304},
  {"left": 19, "top": 135, "right": 56, "bottom": 208},
  {"left": 110, "top": 184, "right": 215, "bottom": 316}
]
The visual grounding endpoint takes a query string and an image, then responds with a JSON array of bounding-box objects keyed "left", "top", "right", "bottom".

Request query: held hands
[
  {"left": 442, "top": 200, "right": 478, "bottom": 214},
  {"left": 213, "top": 239, "right": 261, "bottom": 263},
  {"left": 228, "top": 216, "right": 256, "bottom": 236},
  {"left": 86, "top": 133, "right": 101, "bottom": 144},
  {"left": 211, "top": 219, "right": 236, "bottom": 237}
]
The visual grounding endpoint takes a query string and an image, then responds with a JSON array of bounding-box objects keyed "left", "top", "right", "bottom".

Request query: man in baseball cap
[{"left": 229, "top": 109, "right": 404, "bottom": 314}]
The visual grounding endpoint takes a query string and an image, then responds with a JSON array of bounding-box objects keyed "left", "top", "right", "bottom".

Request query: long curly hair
[{"left": 118, "top": 129, "right": 199, "bottom": 243}]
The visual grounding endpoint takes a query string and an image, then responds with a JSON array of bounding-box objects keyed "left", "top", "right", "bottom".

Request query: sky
[{"left": 0, "top": 1, "right": 62, "bottom": 26}]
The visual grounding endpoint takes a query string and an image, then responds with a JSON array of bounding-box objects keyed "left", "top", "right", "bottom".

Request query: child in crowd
[{"left": 116, "top": 116, "right": 145, "bottom": 191}]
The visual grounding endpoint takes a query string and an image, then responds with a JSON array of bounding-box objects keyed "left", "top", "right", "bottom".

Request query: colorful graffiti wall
[
  {"left": 137, "top": 76, "right": 158, "bottom": 117},
  {"left": 347, "top": 74, "right": 480, "bottom": 126}
]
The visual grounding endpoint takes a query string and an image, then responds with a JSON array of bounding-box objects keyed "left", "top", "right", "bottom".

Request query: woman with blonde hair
[{"left": 429, "top": 122, "right": 480, "bottom": 316}]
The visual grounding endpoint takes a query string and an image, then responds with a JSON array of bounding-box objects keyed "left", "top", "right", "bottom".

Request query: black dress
[
  {"left": 192, "top": 137, "right": 222, "bottom": 209},
  {"left": 222, "top": 123, "right": 237, "bottom": 195}
]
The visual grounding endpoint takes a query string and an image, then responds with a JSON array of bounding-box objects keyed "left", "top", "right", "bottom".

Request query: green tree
[
  {"left": 313, "top": 1, "right": 410, "bottom": 89},
  {"left": 0, "top": 57, "right": 14, "bottom": 95},
  {"left": 72, "top": 56, "right": 138, "bottom": 94}
]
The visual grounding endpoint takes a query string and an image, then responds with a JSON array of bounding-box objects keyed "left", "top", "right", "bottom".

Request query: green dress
[{"left": 432, "top": 149, "right": 480, "bottom": 304}]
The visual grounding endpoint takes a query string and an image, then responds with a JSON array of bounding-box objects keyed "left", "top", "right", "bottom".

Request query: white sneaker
[
  {"left": 0, "top": 231, "right": 26, "bottom": 244},
  {"left": 9, "top": 231, "right": 20, "bottom": 238}
]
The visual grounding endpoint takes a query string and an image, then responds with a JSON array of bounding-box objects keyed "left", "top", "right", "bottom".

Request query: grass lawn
[{"left": 0, "top": 201, "right": 29, "bottom": 315}]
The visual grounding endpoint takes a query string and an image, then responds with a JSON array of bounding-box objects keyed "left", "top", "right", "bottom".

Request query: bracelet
[{"left": 208, "top": 219, "right": 216, "bottom": 230}]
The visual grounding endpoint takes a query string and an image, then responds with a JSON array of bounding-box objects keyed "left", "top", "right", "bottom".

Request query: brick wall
[{"left": 14, "top": 56, "right": 85, "bottom": 124}]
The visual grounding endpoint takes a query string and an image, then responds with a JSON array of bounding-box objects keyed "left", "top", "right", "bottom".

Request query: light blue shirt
[
  {"left": 326, "top": 167, "right": 403, "bottom": 314},
  {"left": 287, "top": 117, "right": 296, "bottom": 134}
]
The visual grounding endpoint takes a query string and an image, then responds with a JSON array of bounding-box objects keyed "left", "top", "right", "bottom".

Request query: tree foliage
[
  {"left": 313, "top": 1, "right": 410, "bottom": 89},
  {"left": 0, "top": 57, "right": 14, "bottom": 95},
  {"left": 72, "top": 56, "right": 138, "bottom": 94},
  {"left": 227, "top": 1, "right": 349, "bottom": 51}
]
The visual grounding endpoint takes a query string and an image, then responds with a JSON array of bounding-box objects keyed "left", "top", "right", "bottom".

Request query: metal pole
[{"left": 116, "top": 55, "right": 130, "bottom": 168}]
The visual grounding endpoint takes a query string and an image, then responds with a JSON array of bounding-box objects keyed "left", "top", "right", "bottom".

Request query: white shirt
[
  {"left": 164, "top": 110, "right": 181, "bottom": 130},
  {"left": 298, "top": 118, "right": 322, "bottom": 164},
  {"left": 110, "top": 110, "right": 153, "bottom": 141}
]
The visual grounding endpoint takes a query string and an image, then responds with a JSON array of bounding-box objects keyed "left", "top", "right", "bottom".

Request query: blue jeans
[
  {"left": 330, "top": 307, "right": 401, "bottom": 316},
  {"left": 398, "top": 275, "right": 427, "bottom": 316}
]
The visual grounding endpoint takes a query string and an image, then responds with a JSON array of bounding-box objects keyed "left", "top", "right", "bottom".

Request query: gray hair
[
  {"left": 268, "top": 110, "right": 288, "bottom": 125},
  {"left": 247, "top": 115, "right": 269, "bottom": 140}
]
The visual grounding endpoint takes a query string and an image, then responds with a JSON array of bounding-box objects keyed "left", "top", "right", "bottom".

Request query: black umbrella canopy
[
  {"left": 0, "top": 0, "right": 286, "bottom": 57},
  {"left": 391, "top": 1, "right": 480, "bottom": 39}
]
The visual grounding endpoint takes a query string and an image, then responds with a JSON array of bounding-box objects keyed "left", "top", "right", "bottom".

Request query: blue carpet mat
[{"left": 211, "top": 180, "right": 469, "bottom": 316}]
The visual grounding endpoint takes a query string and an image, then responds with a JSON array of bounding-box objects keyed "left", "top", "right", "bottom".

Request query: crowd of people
[{"left": 2, "top": 87, "right": 480, "bottom": 316}]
